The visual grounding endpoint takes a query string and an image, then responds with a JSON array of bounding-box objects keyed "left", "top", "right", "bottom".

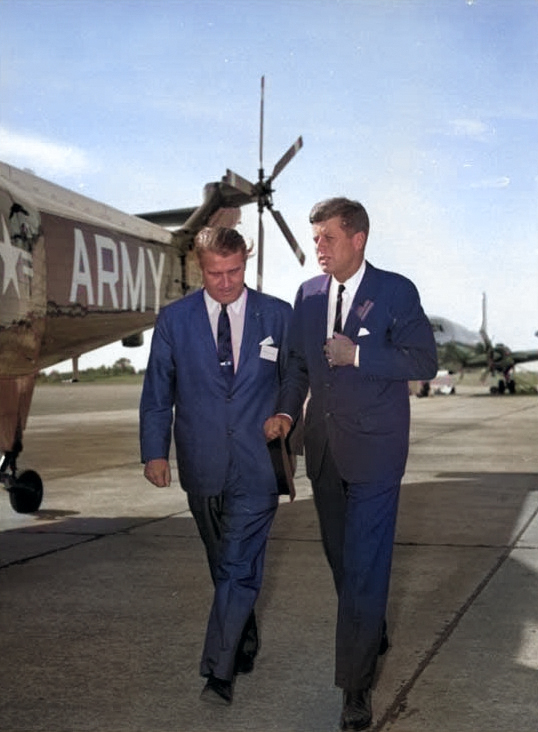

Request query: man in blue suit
[
  {"left": 140, "top": 226, "right": 292, "bottom": 706},
  {"left": 265, "top": 198, "right": 437, "bottom": 730}
]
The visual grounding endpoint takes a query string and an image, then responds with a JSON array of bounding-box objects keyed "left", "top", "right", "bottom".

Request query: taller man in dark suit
[
  {"left": 265, "top": 198, "right": 437, "bottom": 730},
  {"left": 140, "top": 226, "right": 292, "bottom": 706}
]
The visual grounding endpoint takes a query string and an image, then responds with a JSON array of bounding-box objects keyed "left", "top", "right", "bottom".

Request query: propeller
[{"left": 223, "top": 76, "right": 305, "bottom": 291}]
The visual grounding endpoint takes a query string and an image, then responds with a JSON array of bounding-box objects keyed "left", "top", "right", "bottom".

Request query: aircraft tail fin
[
  {"left": 479, "top": 292, "right": 493, "bottom": 349},
  {"left": 479, "top": 292, "right": 497, "bottom": 376}
]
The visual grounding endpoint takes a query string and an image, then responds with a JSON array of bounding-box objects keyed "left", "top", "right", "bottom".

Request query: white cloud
[
  {"left": 470, "top": 176, "right": 510, "bottom": 189},
  {"left": 448, "top": 119, "right": 494, "bottom": 141},
  {"left": 0, "top": 126, "right": 95, "bottom": 178}
]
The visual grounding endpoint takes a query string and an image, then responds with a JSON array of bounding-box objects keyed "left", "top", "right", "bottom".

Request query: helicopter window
[{"left": 9, "top": 202, "right": 41, "bottom": 251}]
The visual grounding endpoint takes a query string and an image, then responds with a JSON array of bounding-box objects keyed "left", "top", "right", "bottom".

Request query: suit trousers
[
  {"left": 187, "top": 457, "right": 278, "bottom": 681},
  {"left": 311, "top": 445, "right": 401, "bottom": 691}
]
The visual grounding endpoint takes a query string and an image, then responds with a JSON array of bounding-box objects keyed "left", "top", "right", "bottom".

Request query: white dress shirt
[
  {"left": 326, "top": 262, "right": 366, "bottom": 338},
  {"left": 204, "top": 287, "right": 247, "bottom": 372},
  {"left": 326, "top": 262, "right": 366, "bottom": 368}
]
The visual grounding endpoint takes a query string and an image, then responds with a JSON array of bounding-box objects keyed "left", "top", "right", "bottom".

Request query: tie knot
[
  {"left": 338, "top": 284, "right": 345, "bottom": 296},
  {"left": 221, "top": 303, "right": 228, "bottom": 313}
]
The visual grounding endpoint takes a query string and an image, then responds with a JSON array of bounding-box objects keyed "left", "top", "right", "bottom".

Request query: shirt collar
[
  {"left": 203, "top": 286, "right": 247, "bottom": 315},
  {"left": 331, "top": 260, "right": 366, "bottom": 299}
]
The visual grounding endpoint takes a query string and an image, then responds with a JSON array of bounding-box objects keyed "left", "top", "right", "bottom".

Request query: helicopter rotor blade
[
  {"left": 269, "top": 136, "right": 303, "bottom": 183},
  {"left": 223, "top": 169, "right": 257, "bottom": 198},
  {"left": 269, "top": 208, "right": 306, "bottom": 265},
  {"left": 257, "top": 208, "right": 265, "bottom": 292},
  {"left": 257, "top": 76, "right": 265, "bottom": 293},
  {"left": 223, "top": 77, "right": 305, "bottom": 291},
  {"left": 259, "top": 76, "right": 265, "bottom": 173}
]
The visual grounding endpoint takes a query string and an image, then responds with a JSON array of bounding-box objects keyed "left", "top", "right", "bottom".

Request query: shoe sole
[
  {"left": 200, "top": 686, "right": 232, "bottom": 706},
  {"left": 340, "top": 718, "right": 372, "bottom": 731}
]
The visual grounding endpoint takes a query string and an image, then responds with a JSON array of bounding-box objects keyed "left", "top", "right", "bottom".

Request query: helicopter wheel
[{"left": 9, "top": 470, "right": 44, "bottom": 513}]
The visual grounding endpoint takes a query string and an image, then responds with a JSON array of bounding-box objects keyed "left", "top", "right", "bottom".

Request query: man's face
[
  {"left": 199, "top": 250, "right": 246, "bottom": 304},
  {"left": 312, "top": 216, "right": 366, "bottom": 283}
]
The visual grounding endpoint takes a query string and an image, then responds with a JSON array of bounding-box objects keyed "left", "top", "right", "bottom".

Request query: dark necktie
[
  {"left": 333, "top": 284, "right": 345, "bottom": 334},
  {"left": 217, "top": 304, "right": 234, "bottom": 385}
]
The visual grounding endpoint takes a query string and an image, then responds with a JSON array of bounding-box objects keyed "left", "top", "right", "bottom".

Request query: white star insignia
[{"left": 0, "top": 213, "right": 21, "bottom": 296}]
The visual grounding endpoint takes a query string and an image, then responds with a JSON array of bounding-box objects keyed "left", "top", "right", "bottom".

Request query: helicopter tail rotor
[{"left": 222, "top": 76, "right": 305, "bottom": 291}]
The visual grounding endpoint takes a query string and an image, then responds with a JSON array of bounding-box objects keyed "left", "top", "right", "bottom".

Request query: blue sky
[{"left": 1, "top": 0, "right": 537, "bottom": 371}]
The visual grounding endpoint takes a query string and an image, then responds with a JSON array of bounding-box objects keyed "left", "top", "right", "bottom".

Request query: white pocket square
[
  {"left": 358, "top": 327, "right": 370, "bottom": 337},
  {"left": 259, "top": 336, "right": 274, "bottom": 345}
]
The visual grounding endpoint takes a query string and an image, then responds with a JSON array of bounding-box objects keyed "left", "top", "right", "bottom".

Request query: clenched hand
[
  {"left": 324, "top": 333, "right": 357, "bottom": 367},
  {"left": 144, "top": 458, "right": 171, "bottom": 487},
  {"left": 264, "top": 414, "right": 292, "bottom": 442}
]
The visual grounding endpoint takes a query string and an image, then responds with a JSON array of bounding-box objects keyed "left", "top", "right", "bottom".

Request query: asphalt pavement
[{"left": 0, "top": 381, "right": 537, "bottom": 731}]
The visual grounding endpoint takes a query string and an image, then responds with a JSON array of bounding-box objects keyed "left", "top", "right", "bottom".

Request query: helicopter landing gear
[{"left": 0, "top": 450, "right": 44, "bottom": 514}]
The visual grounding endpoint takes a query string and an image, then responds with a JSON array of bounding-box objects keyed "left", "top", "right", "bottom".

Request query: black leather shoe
[
  {"left": 340, "top": 688, "right": 372, "bottom": 731},
  {"left": 200, "top": 673, "right": 233, "bottom": 706},
  {"left": 234, "top": 651, "right": 255, "bottom": 675}
]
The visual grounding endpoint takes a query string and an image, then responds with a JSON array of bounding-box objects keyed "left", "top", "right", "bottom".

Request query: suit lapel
[
  {"left": 344, "top": 262, "right": 378, "bottom": 338},
  {"left": 192, "top": 290, "right": 221, "bottom": 372},
  {"left": 234, "top": 288, "right": 261, "bottom": 386},
  {"left": 312, "top": 275, "right": 331, "bottom": 342}
]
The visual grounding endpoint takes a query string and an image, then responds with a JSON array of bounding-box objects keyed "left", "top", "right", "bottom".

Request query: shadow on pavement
[{"left": 0, "top": 471, "right": 537, "bottom": 731}]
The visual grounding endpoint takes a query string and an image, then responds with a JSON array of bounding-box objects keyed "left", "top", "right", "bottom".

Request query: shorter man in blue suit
[
  {"left": 265, "top": 198, "right": 437, "bottom": 730},
  {"left": 140, "top": 226, "right": 292, "bottom": 706}
]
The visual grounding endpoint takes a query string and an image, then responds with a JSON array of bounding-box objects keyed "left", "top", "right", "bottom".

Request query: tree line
[{"left": 37, "top": 358, "right": 144, "bottom": 384}]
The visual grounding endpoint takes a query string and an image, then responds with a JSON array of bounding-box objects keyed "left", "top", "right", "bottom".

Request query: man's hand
[
  {"left": 144, "top": 458, "right": 171, "bottom": 487},
  {"left": 264, "top": 414, "right": 293, "bottom": 442},
  {"left": 324, "top": 333, "right": 357, "bottom": 367}
]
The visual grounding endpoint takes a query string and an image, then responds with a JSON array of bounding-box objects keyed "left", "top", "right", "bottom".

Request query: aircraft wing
[{"left": 510, "top": 349, "right": 538, "bottom": 365}]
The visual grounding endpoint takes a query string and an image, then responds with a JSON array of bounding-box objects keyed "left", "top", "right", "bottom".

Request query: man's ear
[{"left": 353, "top": 230, "right": 367, "bottom": 253}]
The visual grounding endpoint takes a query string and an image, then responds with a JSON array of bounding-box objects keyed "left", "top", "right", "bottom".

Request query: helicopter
[{"left": 0, "top": 78, "right": 305, "bottom": 513}]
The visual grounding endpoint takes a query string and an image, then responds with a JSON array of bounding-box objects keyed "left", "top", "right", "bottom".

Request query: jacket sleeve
[
  {"left": 277, "top": 286, "right": 311, "bottom": 421},
  {"left": 139, "top": 312, "right": 177, "bottom": 463},
  {"left": 359, "top": 277, "right": 438, "bottom": 381}
]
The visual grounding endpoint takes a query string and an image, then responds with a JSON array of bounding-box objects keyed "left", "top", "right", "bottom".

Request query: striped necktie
[
  {"left": 217, "top": 304, "right": 234, "bottom": 385},
  {"left": 333, "top": 284, "right": 345, "bottom": 334}
]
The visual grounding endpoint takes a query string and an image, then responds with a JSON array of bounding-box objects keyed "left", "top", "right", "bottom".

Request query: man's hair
[
  {"left": 194, "top": 226, "right": 253, "bottom": 261},
  {"left": 309, "top": 197, "right": 370, "bottom": 240}
]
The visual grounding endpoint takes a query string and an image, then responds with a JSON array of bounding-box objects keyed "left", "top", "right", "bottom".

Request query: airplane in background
[
  {"left": 0, "top": 80, "right": 305, "bottom": 513},
  {"left": 428, "top": 294, "right": 538, "bottom": 395}
]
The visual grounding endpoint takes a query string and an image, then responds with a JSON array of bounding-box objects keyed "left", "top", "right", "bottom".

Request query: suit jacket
[
  {"left": 140, "top": 287, "right": 293, "bottom": 497},
  {"left": 278, "top": 261, "right": 438, "bottom": 484}
]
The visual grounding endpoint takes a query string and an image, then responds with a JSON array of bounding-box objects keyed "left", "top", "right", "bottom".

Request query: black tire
[{"left": 9, "top": 470, "right": 44, "bottom": 513}]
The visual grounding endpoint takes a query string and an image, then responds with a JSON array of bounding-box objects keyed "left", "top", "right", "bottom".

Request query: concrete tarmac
[{"left": 0, "top": 381, "right": 537, "bottom": 731}]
